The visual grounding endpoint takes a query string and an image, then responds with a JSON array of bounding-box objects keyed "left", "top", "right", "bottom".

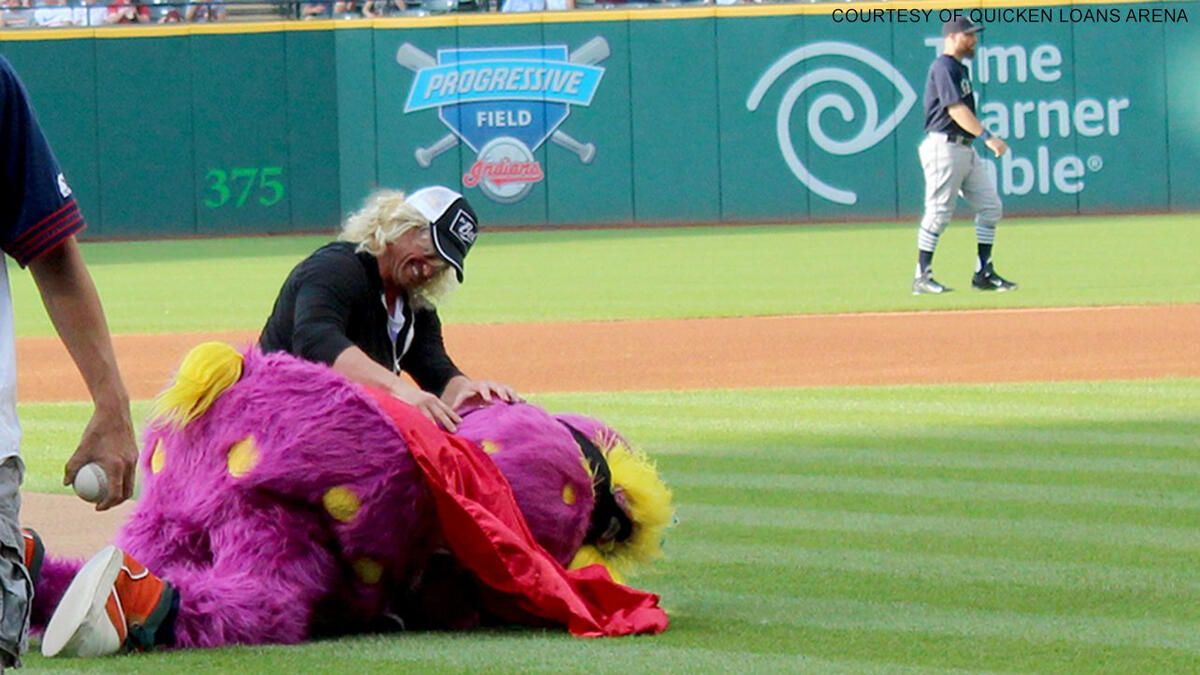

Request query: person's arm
[
  {"left": 331, "top": 346, "right": 461, "bottom": 431},
  {"left": 947, "top": 103, "right": 1009, "bottom": 157},
  {"left": 402, "top": 309, "right": 521, "bottom": 411},
  {"left": 28, "top": 237, "right": 137, "bottom": 511},
  {"left": 286, "top": 252, "right": 462, "bottom": 430}
]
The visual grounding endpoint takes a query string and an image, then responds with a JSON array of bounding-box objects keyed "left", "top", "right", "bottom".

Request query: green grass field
[
  {"left": 7, "top": 214, "right": 1200, "bottom": 336},
  {"left": 11, "top": 214, "right": 1200, "bottom": 672}
]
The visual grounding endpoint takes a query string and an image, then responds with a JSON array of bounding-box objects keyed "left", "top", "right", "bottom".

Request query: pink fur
[
  {"left": 30, "top": 556, "right": 83, "bottom": 633},
  {"left": 33, "top": 348, "right": 608, "bottom": 649},
  {"left": 457, "top": 404, "right": 593, "bottom": 566}
]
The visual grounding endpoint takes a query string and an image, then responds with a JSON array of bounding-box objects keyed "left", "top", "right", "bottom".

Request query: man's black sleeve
[
  {"left": 289, "top": 252, "right": 363, "bottom": 366},
  {"left": 401, "top": 308, "right": 463, "bottom": 395}
]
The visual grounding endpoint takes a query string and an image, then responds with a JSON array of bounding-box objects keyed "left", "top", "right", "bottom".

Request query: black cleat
[
  {"left": 972, "top": 263, "right": 1018, "bottom": 291},
  {"left": 912, "top": 271, "right": 952, "bottom": 295}
]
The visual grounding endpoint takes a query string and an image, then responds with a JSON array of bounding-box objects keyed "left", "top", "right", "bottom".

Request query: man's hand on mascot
[
  {"left": 443, "top": 379, "right": 523, "bottom": 411},
  {"left": 390, "top": 382, "right": 463, "bottom": 432},
  {"left": 64, "top": 406, "right": 139, "bottom": 511}
]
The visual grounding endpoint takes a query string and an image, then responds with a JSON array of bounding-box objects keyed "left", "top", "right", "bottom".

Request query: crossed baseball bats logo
[{"left": 397, "top": 38, "right": 609, "bottom": 168}]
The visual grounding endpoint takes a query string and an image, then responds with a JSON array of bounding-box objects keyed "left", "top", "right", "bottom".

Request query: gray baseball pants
[
  {"left": 917, "top": 133, "right": 1003, "bottom": 252},
  {"left": 0, "top": 456, "right": 30, "bottom": 668}
]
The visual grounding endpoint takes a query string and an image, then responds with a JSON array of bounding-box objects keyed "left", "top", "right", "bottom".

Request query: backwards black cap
[{"left": 404, "top": 186, "right": 478, "bottom": 283}]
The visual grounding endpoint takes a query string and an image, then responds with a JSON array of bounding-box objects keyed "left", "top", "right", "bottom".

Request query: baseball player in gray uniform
[{"left": 912, "top": 16, "right": 1018, "bottom": 295}]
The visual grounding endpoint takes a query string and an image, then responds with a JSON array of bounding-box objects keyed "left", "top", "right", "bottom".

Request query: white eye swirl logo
[{"left": 747, "top": 42, "right": 918, "bottom": 206}]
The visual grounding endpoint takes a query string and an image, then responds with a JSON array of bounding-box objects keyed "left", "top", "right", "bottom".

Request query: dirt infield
[
  {"left": 17, "top": 304, "right": 1200, "bottom": 401},
  {"left": 18, "top": 303, "right": 1200, "bottom": 555}
]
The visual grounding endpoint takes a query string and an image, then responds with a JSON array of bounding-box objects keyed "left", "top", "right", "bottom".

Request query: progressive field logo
[{"left": 400, "top": 39, "right": 609, "bottom": 204}]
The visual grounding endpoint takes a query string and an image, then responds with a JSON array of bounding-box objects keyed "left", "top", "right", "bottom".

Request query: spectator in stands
[
  {"left": 32, "top": 0, "right": 77, "bottom": 26},
  {"left": 500, "top": 0, "right": 571, "bottom": 11},
  {"left": 299, "top": 2, "right": 327, "bottom": 18},
  {"left": 105, "top": 0, "right": 151, "bottom": 23},
  {"left": 362, "top": 0, "right": 404, "bottom": 17},
  {"left": 2, "top": 0, "right": 34, "bottom": 27},
  {"left": 78, "top": 0, "right": 109, "bottom": 26},
  {"left": 185, "top": 0, "right": 225, "bottom": 21},
  {"left": 328, "top": 0, "right": 358, "bottom": 16},
  {"left": 500, "top": 0, "right": 540, "bottom": 11}
]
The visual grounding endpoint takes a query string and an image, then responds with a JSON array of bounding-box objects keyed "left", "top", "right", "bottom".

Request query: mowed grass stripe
[
  {"left": 680, "top": 504, "right": 1200, "bottom": 553},
  {"left": 23, "top": 635, "right": 989, "bottom": 675},
  {"left": 676, "top": 517, "right": 1200, "bottom": 581},
  {"left": 599, "top": 389, "right": 1200, "bottom": 422},
  {"left": 666, "top": 560, "right": 1200, "bottom": 623},
  {"left": 668, "top": 472, "right": 1200, "bottom": 510},
  {"left": 668, "top": 541, "right": 1200, "bottom": 595},
  {"left": 671, "top": 589, "right": 1200, "bottom": 653},
  {"left": 545, "top": 381, "right": 1200, "bottom": 461},
  {"left": 630, "top": 418, "right": 1200, "bottom": 451},
  {"left": 679, "top": 484, "right": 1191, "bottom": 529},
  {"left": 681, "top": 446, "right": 1200, "bottom": 479},
  {"left": 663, "top": 454, "right": 1200, "bottom": 494},
  {"left": 551, "top": 379, "right": 1200, "bottom": 415},
  {"left": 337, "top": 640, "right": 974, "bottom": 675}
]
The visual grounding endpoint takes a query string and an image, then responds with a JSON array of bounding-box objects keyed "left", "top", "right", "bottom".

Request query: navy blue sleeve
[
  {"left": 0, "top": 55, "right": 86, "bottom": 267},
  {"left": 930, "top": 60, "right": 965, "bottom": 107}
]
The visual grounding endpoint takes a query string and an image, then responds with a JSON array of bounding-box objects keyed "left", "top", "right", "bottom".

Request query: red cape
[{"left": 365, "top": 389, "right": 668, "bottom": 637}]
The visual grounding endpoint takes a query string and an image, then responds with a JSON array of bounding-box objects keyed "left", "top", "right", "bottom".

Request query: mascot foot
[{"left": 42, "top": 546, "right": 178, "bottom": 658}]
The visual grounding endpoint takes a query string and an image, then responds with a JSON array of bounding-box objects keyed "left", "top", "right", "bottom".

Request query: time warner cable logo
[
  {"left": 747, "top": 42, "right": 918, "bottom": 206},
  {"left": 401, "top": 39, "right": 608, "bottom": 204},
  {"left": 750, "top": 40, "right": 1124, "bottom": 204}
]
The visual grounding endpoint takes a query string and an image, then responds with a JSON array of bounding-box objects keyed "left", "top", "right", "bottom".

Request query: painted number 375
[{"left": 204, "top": 167, "right": 285, "bottom": 208}]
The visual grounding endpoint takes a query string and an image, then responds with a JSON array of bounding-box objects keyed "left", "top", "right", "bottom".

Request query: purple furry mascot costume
[{"left": 35, "top": 343, "right": 673, "bottom": 657}]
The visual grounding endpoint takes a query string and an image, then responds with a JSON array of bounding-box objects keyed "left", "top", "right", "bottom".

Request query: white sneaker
[
  {"left": 42, "top": 545, "right": 176, "bottom": 658},
  {"left": 42, "top": 546, "right": 125, "bottom": 657}
]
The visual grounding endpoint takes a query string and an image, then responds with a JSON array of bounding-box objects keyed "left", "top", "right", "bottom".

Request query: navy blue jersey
[
  {"left": 923, "top": 54, "right": 975, "bottom": 135},
  {"left": 0, "top": 55, "right": 85, "bottom": 267}
]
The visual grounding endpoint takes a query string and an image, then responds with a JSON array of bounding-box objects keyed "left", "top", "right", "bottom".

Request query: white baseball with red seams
[{"left": 72, "top": 463, "right": 108, "bottom": 503}]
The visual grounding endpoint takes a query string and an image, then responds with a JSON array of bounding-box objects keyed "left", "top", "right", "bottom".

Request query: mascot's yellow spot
[
  {"left": 226, "top": 437, "right": 260, "bottom": 478},
  {"left": 480, "top": 440, "right": 500, "bottom": 455},
  {"left": 562, "top": 484, "right": 576, "bottom": 505},
  {"left": 150, "top": 439, "right": 166, "bottom": 474},
  {"left": 353, "top": 558, "right": 383, "bottom": 585},
  {"left": 323, "top": 486, "right": 362, "bottom": 523}
]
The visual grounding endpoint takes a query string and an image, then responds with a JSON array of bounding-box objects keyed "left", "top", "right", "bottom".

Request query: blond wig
[{"left": 338, "top": 189, "right": 458, "bottom": 308}]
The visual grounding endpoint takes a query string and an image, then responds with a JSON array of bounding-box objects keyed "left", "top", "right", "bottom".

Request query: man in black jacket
[{"left": 260, "top": 186, "right": 518, "bottom": 431}]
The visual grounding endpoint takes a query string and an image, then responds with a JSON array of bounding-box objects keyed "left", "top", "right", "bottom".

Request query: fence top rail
[{"left": 2, "top": 0, "right": 1186, "bottom": 41}]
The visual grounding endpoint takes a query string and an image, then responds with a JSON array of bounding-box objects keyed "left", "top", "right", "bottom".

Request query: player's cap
[
  {"left": 405, "top": 186, "right": 478, "bottom": 283},
  {"left": 942, "top": 16, "right": 984, "bottom": 36}
]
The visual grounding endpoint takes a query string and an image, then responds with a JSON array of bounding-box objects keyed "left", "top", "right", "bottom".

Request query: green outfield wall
[{"left": 1, "top": 1, "right": 1196, "bottom": 235}]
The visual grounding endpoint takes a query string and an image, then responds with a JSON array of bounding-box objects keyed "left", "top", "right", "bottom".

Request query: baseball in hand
[{"left": 73, "top": 463, "right": 109, "bottom": 503}]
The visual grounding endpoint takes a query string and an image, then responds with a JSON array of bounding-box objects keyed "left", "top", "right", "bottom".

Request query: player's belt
[{"left": 929, "top": 131, "right": 975, "bottom": 146}]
